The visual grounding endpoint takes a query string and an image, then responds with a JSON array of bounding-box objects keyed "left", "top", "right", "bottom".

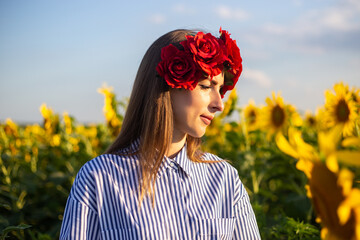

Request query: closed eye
[{"left": 199, "top": 84, "right": 211, "bottom": 90}]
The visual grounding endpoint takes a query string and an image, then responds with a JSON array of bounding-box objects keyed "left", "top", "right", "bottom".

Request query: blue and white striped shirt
[{"left": 60, "top": 143, "right": 261, "bottom": 239}]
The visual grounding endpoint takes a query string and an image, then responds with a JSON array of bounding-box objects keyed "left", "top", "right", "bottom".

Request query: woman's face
[{"left": 171, "top": 72, "right": 225, "bottom": 140}]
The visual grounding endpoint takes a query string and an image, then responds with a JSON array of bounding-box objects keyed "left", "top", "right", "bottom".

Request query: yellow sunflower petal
[
  {"left": 326, "top": 154, "right": 339, "bottom": 173},
  {"left": 337, "top": 168, "right": 354, "bottom": 196},
  {"left": 39, "top": 103, "right": 53, "bottom": 119},
  {"left": 355, "top": 208, "right": 360, "bottom": 240},
  {"left": 334, "top": 81, "right": 348, "bottom": 94},
  {"left": 336, "top": 151, "right": 360, "bottom": 167},
  {"left": 305, "top": 184, "right": 312, "bottom": 198},
  {"left": 97, "top": 84, "right": 114, "bottom": 94},
  {"left": 321, "top": 228, "right": 328, "bottom": 239},
  {"left": 289, "top": 127, "right": 316, "bottom": 160},
  {"left": 342, "top": 137, "right": 360, "bottom": 147},
  {"left": 296, "top": 159, "right": 313, "bottom": 178},
  {"left": 265, "top": 96, "right": 273, "bottom": 106},
  {"left": 275, "top": 132, "right": 299, "bottom": 159},
  {"left": 318, "top": 125, "right": 343, "bottom": 156},
  {"left": 338, "top": 189, "right": 360, "bottom": 225}
]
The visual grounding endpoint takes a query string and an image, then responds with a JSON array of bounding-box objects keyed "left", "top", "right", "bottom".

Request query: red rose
[
  {"left": 219, "top": 28, "right": 243, "bottom": 96},
  {"left": 156, "top": 44, "right": 201, "bottom": 90},
  {"left": 181, "top": 32, "right": 227, "bottom": 78}
]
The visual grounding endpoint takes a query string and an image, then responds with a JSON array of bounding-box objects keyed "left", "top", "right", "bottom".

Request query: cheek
[
  {"left": 172, "top": 105, "right": 186, "bottom": 123},
  {"left": 171, "top": 89, "right": 208, "bottom": 121},
  {"left": 191, "top": 91, "right": 208, "bottom": 110},
  {"left": 171, "top": 91, "right": 194, "bottom": 111},
  {"left": 171, "top": 92, "right": 191, "bottom": 121}
]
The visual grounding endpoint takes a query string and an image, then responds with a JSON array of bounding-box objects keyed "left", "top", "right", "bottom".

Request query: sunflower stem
[{"left": 251, "top": 170, "right": 259, "bottom": 194}]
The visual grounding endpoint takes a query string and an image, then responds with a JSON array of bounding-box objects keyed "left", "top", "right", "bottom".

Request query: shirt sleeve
[
  {"left": 233, "top": 177, "right": 261, "bottom": 239},
  {"left": 60, "top": 164, "right": 101, "bottom": 240},
  {"left": 60, "top": 196, "right": 100, "bottom": 239}
]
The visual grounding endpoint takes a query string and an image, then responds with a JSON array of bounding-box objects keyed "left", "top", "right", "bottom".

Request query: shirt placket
[{"left": 166, "top": 161, "right": 189, "bottom": 239}]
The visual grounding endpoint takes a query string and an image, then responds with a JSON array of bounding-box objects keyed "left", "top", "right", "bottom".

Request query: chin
[{"left": 188, "top": 130, "right": 206, "bottom": 138}]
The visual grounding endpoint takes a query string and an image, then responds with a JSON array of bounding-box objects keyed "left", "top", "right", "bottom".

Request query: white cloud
[
  {"left": 149, "top": 14, "right": 166, "bottom": 24},
  {"left": 258, "top": 0, "right": 360, "bottom": 54},
  {"left": 292, "top": 0, "right": 303, "bottom": 7},
  {"left": 265, "top": 0, "right": 360, "bottom": 37},
  {"left": 242, "top": 69, "right": 272, "bottom": 88},
  {"left": 321, "top": 7, "right": 358, "bottom": 31},
  {"left": 215, "top": 5, "right": 249, "bottom": 21},
  {"left": 172, "top": 3, "right": 196, "bottom": 15}
]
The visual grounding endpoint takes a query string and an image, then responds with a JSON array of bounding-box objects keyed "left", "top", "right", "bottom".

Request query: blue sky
[{"left": 1, "top": 0, "right": 359, "bottom": 123}]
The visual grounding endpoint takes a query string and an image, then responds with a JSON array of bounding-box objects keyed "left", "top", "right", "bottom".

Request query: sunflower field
[{"left": 1, "top": 82, "right": 359, "bottom": 239}]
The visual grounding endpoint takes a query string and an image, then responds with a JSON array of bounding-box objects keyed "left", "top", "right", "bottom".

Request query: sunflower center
[
  {"left": 308, "top": 117, "right": 316, "bottom": 126},
  {"left": 336, "top": 99, "right": 350, "bottom": 122},
  {"left": 249, "top": 110, "right": 257, "bottom": 124},
  {"left": 271, "top": 105, "right": 285, "bottom": 127}
]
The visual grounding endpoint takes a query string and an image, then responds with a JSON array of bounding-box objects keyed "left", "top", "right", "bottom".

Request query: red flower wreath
[
  {"left": 156, "top": 28, "right": 242, "bottom": 97},
  {"left": 181, "top": 31, "right": 227, "bottom": 78},
  {"left": 156, "top": 44, "right": 201, "bottom": 90},
  {"left": 219, "top": 28, "right": 243, "bottom": 95}
]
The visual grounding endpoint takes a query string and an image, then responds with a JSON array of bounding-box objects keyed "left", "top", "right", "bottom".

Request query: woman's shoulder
[
  {"left": 201, "top": 151, "right": 223, "bottom": 161},
  {"left": 78, "top": 152, "right": 140, "bottom": 177}
]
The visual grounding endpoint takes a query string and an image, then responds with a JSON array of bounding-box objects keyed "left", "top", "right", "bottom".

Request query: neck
[{"left": 167, "top": 133, "right": 186, "bottom": 159}]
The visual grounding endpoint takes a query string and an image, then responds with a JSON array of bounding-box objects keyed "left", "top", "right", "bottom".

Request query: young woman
[{"left": 60, "top": 28, "right": 261, "bottom": 239}]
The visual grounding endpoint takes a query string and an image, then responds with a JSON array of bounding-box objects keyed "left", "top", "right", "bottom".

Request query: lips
[{"left": 200, "top": 115, "right": 214, "bottom": 125}]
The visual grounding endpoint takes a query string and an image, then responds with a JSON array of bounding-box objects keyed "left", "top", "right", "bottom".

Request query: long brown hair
[{"left": 105, "top": 29, "right": 206, "bottom": 204}]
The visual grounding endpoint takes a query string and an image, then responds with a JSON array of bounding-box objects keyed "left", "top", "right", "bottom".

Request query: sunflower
[
  {"left": 98, "top": 85, "right": 121, "bottom": 136},
  {"left": 324, "top": 82, "right": 358, "bottom": 137},
  {"left": 309, "top": 163, "right": 357, "bottom": 240},
  {"left": 39, "top": 103, "right": 53, "bottom": 120},
  {"left": 276, "top": 126, "right": 360, "bottom": 239},
  {"left": 219, "top": 88, "right": 237, "bottom": 119},
  {"left": 4, "top": 118, "right": 18, "bottom": 137},
  {"left": 243, "top": 100, "right": 260, "bottom": 132},
  {"left": 260, "top": 92, "right": 290, "bottom": 138},
  {"left": 304, "top": 110, "right": 317, "bottom": 129},
  {"left": 63, "top": 112, "right": 73, "bottom": 134},
  {"left": 39, "top": 103, "right": 59, "bottom": 135}
]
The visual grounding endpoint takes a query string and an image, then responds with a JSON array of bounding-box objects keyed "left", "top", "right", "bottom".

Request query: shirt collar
[
  {"left": 124, "top": 139, "right": 195, "bottom": 179},
  {"left": 158, "top": 144, "right": 194, "bottom": 178}
]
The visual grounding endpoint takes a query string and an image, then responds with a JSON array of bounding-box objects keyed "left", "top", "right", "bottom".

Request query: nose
[{"left": 210, "top": 90, "right": 224, "bottom": 112}]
